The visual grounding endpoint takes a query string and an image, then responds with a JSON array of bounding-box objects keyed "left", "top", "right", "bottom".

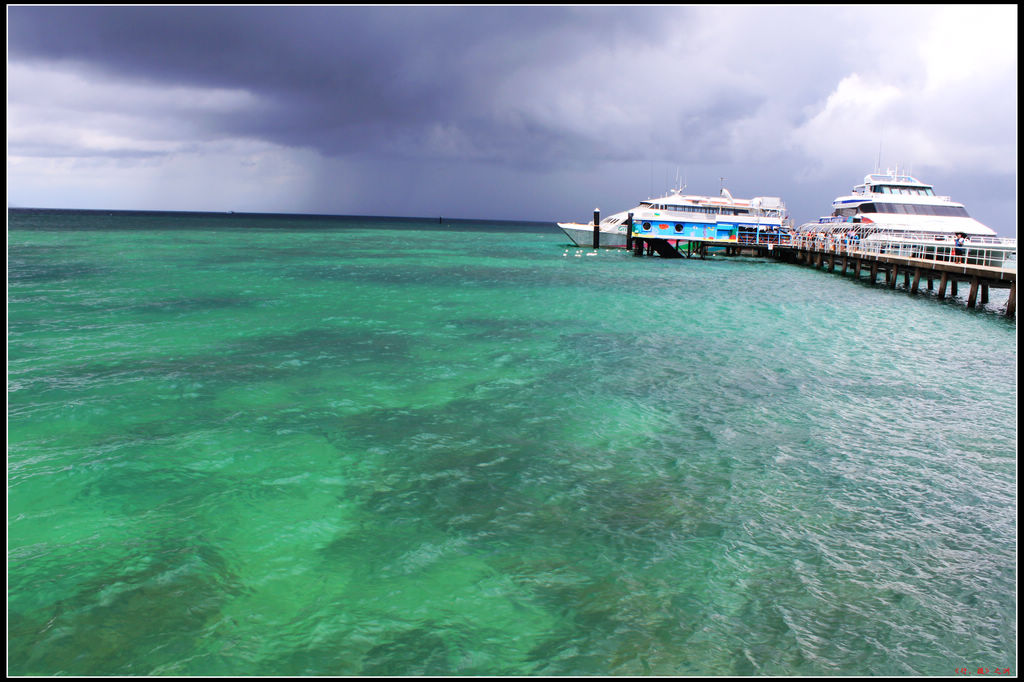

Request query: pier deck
[{"left": 624, "top": 234, "right": 1017, "bottom": 318}]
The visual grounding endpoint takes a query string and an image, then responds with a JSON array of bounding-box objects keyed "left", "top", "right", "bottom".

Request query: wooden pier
[{"left": 626, "top": 234, "right": 1017, "bottom": 318}]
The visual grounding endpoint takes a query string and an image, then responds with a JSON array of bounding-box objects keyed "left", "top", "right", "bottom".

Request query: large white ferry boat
[
  {"left": 797, "top": 170, "right": 1016, "bottom": 267},
  {"left": 558, "top": 186, "right": 789, "bottom": 248}
]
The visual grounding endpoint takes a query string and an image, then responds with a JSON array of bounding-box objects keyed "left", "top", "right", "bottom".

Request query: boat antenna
[
  {"left": 876, "top": 140, "right": 882, "bottom": 174},
  {"left": 674, "top": 166, "right": 686, "bottom": 193}
]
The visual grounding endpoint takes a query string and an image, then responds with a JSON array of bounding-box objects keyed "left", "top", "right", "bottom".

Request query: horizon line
[{"left": 7, "top": 205, "right": 557, "bottom": 226}]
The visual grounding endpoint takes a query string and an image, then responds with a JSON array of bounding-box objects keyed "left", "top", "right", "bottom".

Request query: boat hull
[{"left": 557, "top": 223, "right": 628, "bottom": 248}]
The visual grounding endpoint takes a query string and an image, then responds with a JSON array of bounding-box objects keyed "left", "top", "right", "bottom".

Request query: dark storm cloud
[
  {"left": 9, "top": 5, "right": 683, "bottom": 165},
  {"left": 8, "top": 6, "right": 1016, "bottom": 232}
]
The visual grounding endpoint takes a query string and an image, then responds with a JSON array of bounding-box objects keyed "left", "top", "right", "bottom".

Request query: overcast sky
[{"left": 7, "top": 5, "right": 1018, "bottom": 234}]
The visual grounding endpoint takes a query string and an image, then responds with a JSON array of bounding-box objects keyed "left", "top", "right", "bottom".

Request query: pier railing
[
  {"left": 682, "top": 230, "right": 1016, "bottom": 271},
  {"left": 788, "top": 234, "right": 1017, "bottom": 270},
  {"left": 736, "top": 231, "right": 793, "bottom": 246},
  {"left": 856, "top": 238, "right": 1016, "bottom": 270}
]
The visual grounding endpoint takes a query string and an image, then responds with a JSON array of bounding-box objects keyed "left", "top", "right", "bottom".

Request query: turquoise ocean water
[{"left": 8, "top": 209, "right": 1017, "bottom": 676}]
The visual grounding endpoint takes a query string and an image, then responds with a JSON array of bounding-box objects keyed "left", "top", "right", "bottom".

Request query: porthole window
[
  {"left": 642, "top": 222, "right": 651, "bottom": 231},
  {"left": 674, "top": 224, "right": 683, "bottom": 232}
]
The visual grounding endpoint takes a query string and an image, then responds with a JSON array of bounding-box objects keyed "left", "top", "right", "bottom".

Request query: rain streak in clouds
[{"left": 6, "top": 5, "right": 1018, "bottom": 234}]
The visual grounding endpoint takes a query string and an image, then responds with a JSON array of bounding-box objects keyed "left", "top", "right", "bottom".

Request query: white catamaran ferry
[
  {"left": 797, "top": 170, "right": 1016, "bottom": 268},
  {"left": 558, "top": 186, "right": 789, "bottom": 248}
]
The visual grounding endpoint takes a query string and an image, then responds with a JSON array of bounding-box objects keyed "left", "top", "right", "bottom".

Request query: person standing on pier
[{"left": 953, "top": 232, "right": 966, "bottom": 264}]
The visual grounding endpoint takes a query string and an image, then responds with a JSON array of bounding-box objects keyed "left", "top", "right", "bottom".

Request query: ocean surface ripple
[{"left": 8, "top": 210, "right": 1017, "bottom": 676}]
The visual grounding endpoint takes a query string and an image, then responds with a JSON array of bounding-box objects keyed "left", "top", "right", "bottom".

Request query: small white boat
[{"left": 558, "top": 186, "right": 789, "bottom": 248}]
